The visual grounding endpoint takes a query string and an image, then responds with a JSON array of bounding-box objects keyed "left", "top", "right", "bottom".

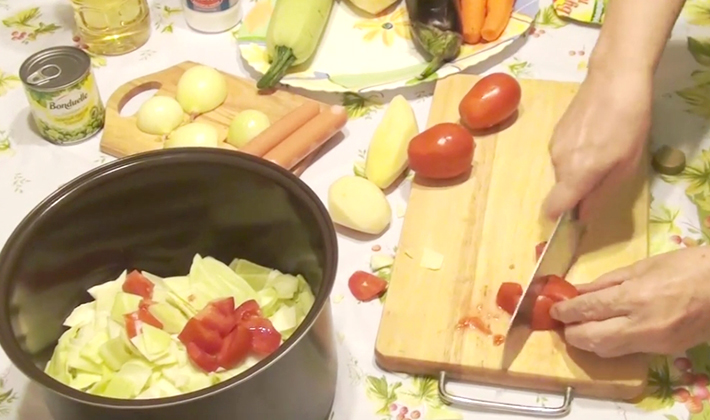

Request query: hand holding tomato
[
  {"left": 551, "top": 247, "right": 710, "bottom": 357},
  {"left": 542, "top": 69, "right": 652, "bottom": 220}
]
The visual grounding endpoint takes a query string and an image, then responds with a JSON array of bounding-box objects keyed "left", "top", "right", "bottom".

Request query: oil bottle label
[{"left": 186, "top": 0, "right": 238, "bottom": 12}]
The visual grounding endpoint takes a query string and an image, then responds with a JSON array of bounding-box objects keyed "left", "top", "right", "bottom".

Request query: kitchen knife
[{"left": 500, "top": 207, "right": 585, "bottom": 371}]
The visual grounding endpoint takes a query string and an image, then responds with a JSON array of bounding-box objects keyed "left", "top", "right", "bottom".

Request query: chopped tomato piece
[
  {"left": 211, "top": 297, "right": 235, "bottom": 316},
  {"left": 348, "top": 271, "right": 388, "bottom": 302},
  {"left": 138, "top": 306, "right": 163, "bottom": 329},
  {"left": 138, "top": 299, "right": 154, "bottom": 310},
  {"left": 217, "top": 324, "right": 252, "bottom": 369},
  {"left": 535, "top": 242, "right": 547, "bottom": 261},
  {"left": 195, "top": 303, "right": 237, "bottom": 337},
  {"left": 242, "top": 317, "right": 282, "bottom": 356},
  {"left": 124, "top": 312, "right": 141, "bottom": 339},
  {"left": 123, "top": 270, "right": 154, "bottom": 299},
  {"left": 496, "top": 282, "right": 523, "bottom": 315},
  {"left": 186, "top": 342, "right": 220, "bottom": 373},
  {"left": 531, "top": 295, "right": 561, "bottom": 331},
  {"left": 541, "top": 275, "right": 579, "bottom": 302},
  {"left": 178, "top": 318, "right": 223, "bottom": 355},
  {"left": 233, "top": 299, "right": 261, "bottom": 323}
]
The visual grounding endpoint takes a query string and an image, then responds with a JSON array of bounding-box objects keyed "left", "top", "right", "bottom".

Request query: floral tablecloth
[{"left": 1, "top": 0, "right": 710, "bottom": 419}]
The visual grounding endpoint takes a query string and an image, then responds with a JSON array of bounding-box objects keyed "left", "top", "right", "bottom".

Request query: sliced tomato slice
[
  {"left": 531, "top": 295, "right": 561, "bottom": 331},
  {"left": 195, "top": 303, "right": 237, "bottom": 337},
  {"left": 138, "top": 306, "right": 163, "bottom": 329},
  {"left": 541, "top": 275, "right": 579, "bottom": 302},
  {"left": 186, "top": 342, "right": 220, "bottom": 373},
  {"left": 217, "top": 324, "right": 252, "bottom": 370},
  {"left": 242, "top": 317, "right": 282, "bottom": 357},
  {"left": 178, "top": 318, "right": 223, "bottom": 355},
  {"left": 123, "top": 270, "right": 154, "bottom": 299},
  {"left": 211, "top": 297, "right": 235, "bottom": 316},
  {"left": 124, "top": 312, "right": 141, "bottom": 339},
  {"left": 233, "top": 299, "right": 261, "bottom": 323},
  {"left": 496, "top": 282, "right": 523, "bottom": 315},
  {"left": 348, "top": 271, "right": 388, "bottom": 302}
]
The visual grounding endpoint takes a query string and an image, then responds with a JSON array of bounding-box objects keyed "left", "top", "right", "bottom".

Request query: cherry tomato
[
  {"left": 178, "top": 318, "right": 223, "bottom": 355},
  {"left": 217, "top": 324, "right": 252, "bottom": 369},
  {"left": 348, "top": 271, "right": 388, "bottom": 302},
  {"left": 459, "top": 73, "right": 522, "bottom": 130},
  {"left": 242, "top": 317, "right": 282, "bottom": 356},
  {"left": 211, "top": 297, "right": 235, "bottom": 316},
  {"left": 195, "top": 303, "right": 237, "bottom": 337},
  {"left": 535, "top": 242, "right": 547, "bottom": 261},
  {"left": 186, "top": 342, "right": 220, "bottom": 373},
  {"left": 408, "top": 123, "right": 475, "bottom": 180},
  {"left": 496, "top": 282, "right": 523, "bottom": 315},
  {"left": 530, "top": 295, "right": 561, "bottom": 331},
  {"left": 122, "top": 270, "right": 154, "bottom": 299},
  {"left": 541, "top": 275, "right": 579, "bottom": 302},
  {"left": 233, "top": 299, "right": 262, "bottom": 323}
]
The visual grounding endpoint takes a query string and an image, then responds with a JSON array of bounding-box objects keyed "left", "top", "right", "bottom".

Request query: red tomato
[
  {"left": 459, "top": 73, "right": 522, "bottom": 130},
  {"left": 124, "top": 313, "right": 141, "bottom": 339},
  {"left": 178, "top": 318, "right": 223, "bottom": 355},
  {"left": 535, "top": 242, "right": 547, "bottom": 261},
  {"left": 407, "top": 123, "right": 475, "bottom": 180},
  {"left": 541, "top": 275, "right": 579, "bottom": 303},
  {"left": 242, "top": 317, "right": 282, "bottom": 356},
  {"left": 123, "top": 270, "right": 154, "bottom": 299},
  {"left": 233, "top": 299, "right": 262, "bottom": 323},
  {"left": 217, "top": 324, "right": 252, "bottom": 369},
  {"left": 348, "top": 271, "right": 388, "bottom": 302},
  {"left": 186, "top": 342, "right": 220, "bottom": 373},
  {"left": 530, "top": 295, "right": 561, "bottom": 331},
  {"left": 211, "top": 297, "right": 235, "bottom": 316},
  {"left": 195, "top": 303, "right": 237, "bottom": 336},
  {"left": 138, "top": 306, "right": 163, "bottom": 329},
  {"left": 496, "top": 282, "right": 523, "bottom": 315}
]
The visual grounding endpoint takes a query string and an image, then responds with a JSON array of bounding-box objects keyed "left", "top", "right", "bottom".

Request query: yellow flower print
[
  {"left": 0, "top": 69, "right": 20, "bottom": 96},
  {"left": 353, "top": 8, "right": 411, "bottom": 47}
]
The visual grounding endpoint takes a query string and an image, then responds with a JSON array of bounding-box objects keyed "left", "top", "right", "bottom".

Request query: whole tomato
[
  {"left": 459, "top": 73, "right": 522, "bottom": 130},
  {"left": 407, "top": 123, "right": 475, "bottom": 180}
]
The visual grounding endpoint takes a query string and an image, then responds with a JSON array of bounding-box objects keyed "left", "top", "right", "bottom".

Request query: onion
[
  {"left": 226, "top": 110, "right": 271, "bottom": 148},
  {"left": 175, "top": 65, "right": 228, "bottom": 115},
  {"left": 164, "top": 122, "right": 220, "bottom": 149},
  {"left": 136, "top": 96, "right": 185, "bottom": 135}
]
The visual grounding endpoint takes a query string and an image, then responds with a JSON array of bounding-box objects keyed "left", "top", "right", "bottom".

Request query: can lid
[{"left": 19, "top": 46, "right": 91, "bottom": 91}]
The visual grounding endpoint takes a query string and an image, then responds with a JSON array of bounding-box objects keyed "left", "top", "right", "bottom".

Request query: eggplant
[{"left": 406, "top": 0, "right": 463, "bottom": 80}]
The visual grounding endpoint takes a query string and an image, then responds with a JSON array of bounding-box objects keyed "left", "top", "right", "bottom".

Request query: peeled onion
[
  {"left": 226, "top": 110, "right": 271, "bottom": 148},
  {"left": 175, "top": 65, "right": 228, "bottom": 115},
  {"left": 164, "top": 122, "right": 220, "bottom": 149},
  {"left": 136, "top": 96, "right": 185, "bottom": 135}
]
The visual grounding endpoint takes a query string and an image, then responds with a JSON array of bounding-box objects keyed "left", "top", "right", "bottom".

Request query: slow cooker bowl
[{"left": 0, "top": 149, "right": 338, "bottom": 420}]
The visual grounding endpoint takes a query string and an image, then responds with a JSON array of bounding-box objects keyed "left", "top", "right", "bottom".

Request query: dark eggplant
[{"left": 406, "top": 0, "right": 463, "bottom": 80}]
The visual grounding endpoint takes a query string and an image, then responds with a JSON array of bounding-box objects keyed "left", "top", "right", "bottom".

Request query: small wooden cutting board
[{"left": 374, "top": 75, "right": 651, "bottom": 401}]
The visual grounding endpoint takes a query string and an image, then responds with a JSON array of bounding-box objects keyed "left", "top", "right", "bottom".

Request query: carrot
[
  {"left": 460, "top": 0, "right": 487, "bottom": 44},
  {"left": 481, "top": 0, "right": 514, "bottom": 42}
]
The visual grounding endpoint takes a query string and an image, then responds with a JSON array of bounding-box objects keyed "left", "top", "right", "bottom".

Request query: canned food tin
[{"left": 19, "top": 46, "right": 105, "bottom": 145}]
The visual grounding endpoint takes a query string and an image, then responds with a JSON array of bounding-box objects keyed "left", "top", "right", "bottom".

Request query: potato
[
  {"left": 365, "top": 95, "right": 419, "bottom": 189},
  {"left": 328, "top": 176, "right": 392, "bottom": 235}
]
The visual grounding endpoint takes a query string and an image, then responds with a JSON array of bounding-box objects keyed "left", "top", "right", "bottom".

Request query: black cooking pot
[{"left": 0, "top": 149, "right": 338, "bottom": 420}]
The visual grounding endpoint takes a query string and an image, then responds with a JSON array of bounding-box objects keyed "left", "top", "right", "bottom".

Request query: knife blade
[{"left": 500, "top": 207, "right": 585, "bottom": 371}]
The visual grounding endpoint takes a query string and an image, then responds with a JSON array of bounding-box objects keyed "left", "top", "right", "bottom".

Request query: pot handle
[{"left": 437, "top": 372, "right": 574, "bottom": 417}]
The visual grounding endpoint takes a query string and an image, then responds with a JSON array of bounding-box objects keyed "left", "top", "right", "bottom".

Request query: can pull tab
[{"left": 26, "top": 64, "right": 61, "bottom": 86}]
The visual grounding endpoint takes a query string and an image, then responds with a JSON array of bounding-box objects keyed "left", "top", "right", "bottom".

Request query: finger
[
  {"left": 550, "top": 285, "right": 630, "bottom": 324},
  {"left": 543, "top": 163, "right": 609, "bottom": 221},
  {"left": 576, "top": 266, "right": 632, "bottom": 294},
  {"left": 564, "top": 316, "right": 632, "bottom": 357}
]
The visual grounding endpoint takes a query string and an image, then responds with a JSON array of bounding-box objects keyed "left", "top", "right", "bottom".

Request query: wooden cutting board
[
  {"left": 99, "top": 61, "right": 328, "bottom": 175},
  {"left": 374, "top": 75, "right": 650, "bottom": 401}
]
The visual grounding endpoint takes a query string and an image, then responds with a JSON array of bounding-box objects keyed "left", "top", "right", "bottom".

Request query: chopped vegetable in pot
[{"left": 45, "top": 254, "right": 316, "bottom": 399}]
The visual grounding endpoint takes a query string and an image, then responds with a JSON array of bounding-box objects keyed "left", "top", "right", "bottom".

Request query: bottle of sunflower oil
[{"left": 69, "top": 0, "right": 152, "bottom": 56}]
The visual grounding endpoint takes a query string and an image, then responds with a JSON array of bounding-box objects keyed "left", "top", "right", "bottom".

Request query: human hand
[
  {"left": 550, "top": 247, "right": 710, "bottom": 357},
  {"left": 543, "top": 69, "right": 653, "bottom": 220}
]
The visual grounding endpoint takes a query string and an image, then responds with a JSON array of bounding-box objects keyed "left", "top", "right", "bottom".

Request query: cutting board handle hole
[{"left": 118, "top": 82, "right": 163, "bottom": 117}]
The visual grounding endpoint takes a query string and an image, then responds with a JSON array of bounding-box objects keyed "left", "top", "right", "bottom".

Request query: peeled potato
[{"left": 328, "top": 176, "right": 391, "bottom": 235}]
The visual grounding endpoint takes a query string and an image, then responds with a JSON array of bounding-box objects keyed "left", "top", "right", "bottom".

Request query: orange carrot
[
  {"left": 481, "top": 0, "right": 514, "bottom": 42},
  {"left": 460, "top": 0, "right": 487, "bottom": 44}
]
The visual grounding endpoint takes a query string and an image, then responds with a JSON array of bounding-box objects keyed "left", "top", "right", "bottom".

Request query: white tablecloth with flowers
[{"left": 1, "top": 0, "right": 710, "bottom": 419}]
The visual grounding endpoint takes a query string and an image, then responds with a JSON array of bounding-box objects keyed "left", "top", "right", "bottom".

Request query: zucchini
[
  {"left": 257, "top": 0, "right": 335, "bottom": 89},
  {"left": 406, "top": 0, "right": 463, "bottom": 80}
]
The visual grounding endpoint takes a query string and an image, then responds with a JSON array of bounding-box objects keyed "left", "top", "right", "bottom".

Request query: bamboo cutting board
[
  {"left": 99, "top": 61, "right": 327, "bottom": 175},
  {"left": 374, "top": 75, "right": 651, "bottom": 401}
]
